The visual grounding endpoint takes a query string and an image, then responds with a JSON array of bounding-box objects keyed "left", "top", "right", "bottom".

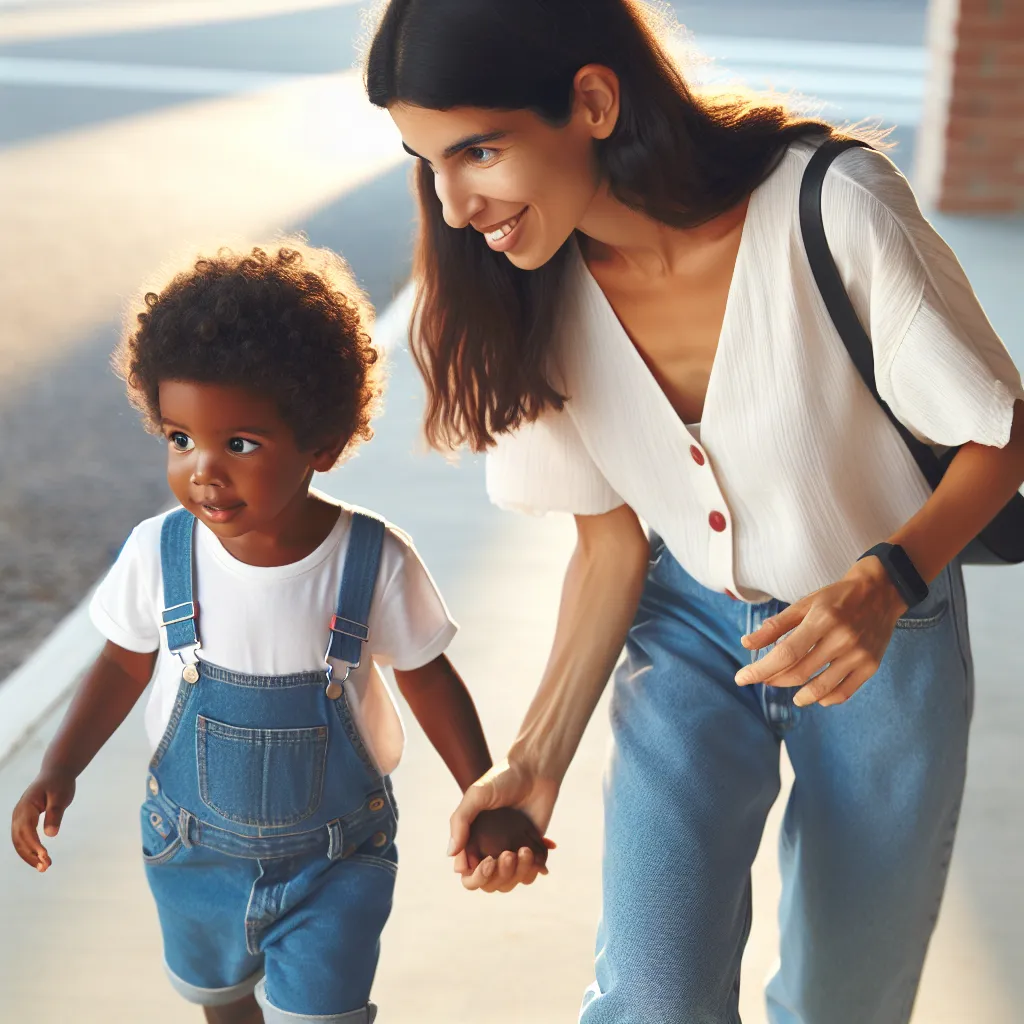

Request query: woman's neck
[{"left": 577, "top": 183, "right": 749, "bottom": 278}]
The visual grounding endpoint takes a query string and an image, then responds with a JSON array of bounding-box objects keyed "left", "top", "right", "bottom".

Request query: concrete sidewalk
[{"left": 1, "top": 212, "right": 1022, "bottom": 1022}]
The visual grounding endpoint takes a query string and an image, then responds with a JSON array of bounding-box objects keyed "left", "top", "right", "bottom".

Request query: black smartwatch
[{"left": 857, "top": 542, "right": 929, "bottom": 609}]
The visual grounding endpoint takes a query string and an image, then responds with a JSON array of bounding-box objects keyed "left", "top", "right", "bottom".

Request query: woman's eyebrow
[{"left": 402, "top": 131, "right": 508, "bottom": 162}]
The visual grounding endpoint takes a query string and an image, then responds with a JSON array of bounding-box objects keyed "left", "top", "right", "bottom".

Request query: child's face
[{"left": 158, "top": 380, "right": 341, "bottom": 542}]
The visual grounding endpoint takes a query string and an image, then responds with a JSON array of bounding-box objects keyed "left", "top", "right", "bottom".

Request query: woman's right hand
[
  {"left": 11, "top": 769, "right": 76, "bottom": 872},
  {"left": 451, "top": 506, "right": 650, "bottom": 894},
  {"left": 450, "top": 757, "right": 560, "bottom": 892}
]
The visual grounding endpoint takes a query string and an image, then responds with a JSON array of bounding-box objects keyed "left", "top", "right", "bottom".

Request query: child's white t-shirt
[{"left": 88, "top": 496, "right": 458, "bottom": 775}]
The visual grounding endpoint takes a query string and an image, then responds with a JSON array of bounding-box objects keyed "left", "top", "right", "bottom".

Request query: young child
[{"left": 10, "top": 242, "right": 548, "bottom": 1024}]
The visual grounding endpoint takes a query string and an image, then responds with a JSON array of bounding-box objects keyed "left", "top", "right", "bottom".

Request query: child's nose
[{"left": 190, "top": 451, "right": 225, "bottom": 486}]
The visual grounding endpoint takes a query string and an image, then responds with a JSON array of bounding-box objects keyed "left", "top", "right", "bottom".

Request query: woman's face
[{"left": 389, "top": 71, "right": 618, "bottom": 270}]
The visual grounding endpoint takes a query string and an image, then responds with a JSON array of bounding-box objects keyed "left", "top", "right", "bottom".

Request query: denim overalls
[{"left": 140, "top": 508, "right": 397, "bottom": 1024}]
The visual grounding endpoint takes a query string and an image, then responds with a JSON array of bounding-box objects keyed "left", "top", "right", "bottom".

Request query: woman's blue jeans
[{"left": 580, "top": 535, "right": 973, "bottom": 1023}]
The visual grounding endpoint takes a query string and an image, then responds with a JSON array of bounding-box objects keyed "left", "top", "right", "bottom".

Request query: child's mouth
[{"left": 200, "top": 502, "right": 245, "bottom": 524}]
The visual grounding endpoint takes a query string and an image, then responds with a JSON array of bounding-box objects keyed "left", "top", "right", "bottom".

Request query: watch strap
[{"left": 858, "top": 542, "right": 929, "bottom": 608}]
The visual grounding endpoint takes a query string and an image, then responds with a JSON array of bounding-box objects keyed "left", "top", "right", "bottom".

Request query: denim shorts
[{"left": 143, "top": 785, "right": 396, "bottom": 1023}]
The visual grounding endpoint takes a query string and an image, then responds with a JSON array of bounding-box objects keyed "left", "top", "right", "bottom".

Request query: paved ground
[
  {"left": 3, "top": 1, "right": 1022, "bottom": 1021},
  {"left": 0, "top": 0, "right": 926, "bottom": 682}
]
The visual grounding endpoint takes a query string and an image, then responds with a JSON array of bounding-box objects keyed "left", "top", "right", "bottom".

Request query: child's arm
[
  {"left": 10, "top": 641, "right": 155, "bottom": 871},
  {"left": 392, "top": 654, "right": 549, "bottom": 869}
]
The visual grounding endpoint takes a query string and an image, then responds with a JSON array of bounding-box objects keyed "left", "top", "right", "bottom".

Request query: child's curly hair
[{"left": 115, "top": 241, "right": 383, "bottom": 465}]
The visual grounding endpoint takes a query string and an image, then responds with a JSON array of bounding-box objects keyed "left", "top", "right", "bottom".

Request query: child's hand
[
  {"left": 10, "top": 769, "right": 76, "bottom": 872},
  {"left": 460, "top": 807, "right": 555, "bottom": 893}
]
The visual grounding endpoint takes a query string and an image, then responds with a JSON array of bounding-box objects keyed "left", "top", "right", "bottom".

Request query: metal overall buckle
[
  {"left": 323, "top": 614, "right": 364, "bottom": 699},
  {"left": 176, "top": 651, "right": 201, "bottom": 684},
  {"left": 162, "top": 601, "right": 201, "bottom": 684}
]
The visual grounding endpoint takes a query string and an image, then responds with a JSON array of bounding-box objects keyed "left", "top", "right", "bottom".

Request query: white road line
[
  {"left": 691, "top": 35, "right": 926, "bottom": 74},
  {"left": 0, "top": 283, "right": 415, "bottom": 767},
  {"left": 0, "top": 56, "right": 301, "bottom": 95},
  {"left": 0, "top": 34, "right": 927, "bottom": 125},
  {"left": 677, "top": 36, "right": 925, "bottom": 125}
]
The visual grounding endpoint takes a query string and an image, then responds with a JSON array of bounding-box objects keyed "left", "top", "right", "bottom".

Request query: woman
[{"left": 365, "top": 1, "right": 1024, "bottom": 1020}]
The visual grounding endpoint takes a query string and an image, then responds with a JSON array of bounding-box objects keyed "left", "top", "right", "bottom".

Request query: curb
[
  {"left": 0, "top": 594, "right": 103, "bottom": 767},
  {"left": 0, "top": 281, "right": 415, "bottom": 769}
]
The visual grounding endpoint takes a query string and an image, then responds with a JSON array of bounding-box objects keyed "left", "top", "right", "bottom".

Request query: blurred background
[{"left": 0, "top": 1, "right": 1021, "bottom": 1021}]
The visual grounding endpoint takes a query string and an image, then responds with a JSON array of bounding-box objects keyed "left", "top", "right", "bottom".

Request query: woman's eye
[
  {"left": 169, "top": 432, "right": 194, "bottom": 452},
  {"left": 466, "top": 147, "right": 498, "bottom": 165},
  {"left": 228, "top": 438, "right": 260, "bottom": 455}
]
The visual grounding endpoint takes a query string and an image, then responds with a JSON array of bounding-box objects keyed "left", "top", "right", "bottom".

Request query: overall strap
[
  {"left": 160, "top": 508, "right": 201, "bottom": 658},
  {"left": 326, "top": 511, "right": 386, "bottom": 669}
]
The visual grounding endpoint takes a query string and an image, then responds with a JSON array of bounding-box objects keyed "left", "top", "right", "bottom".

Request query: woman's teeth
[{"left": 485, "top": 213, "right": 522, "bottom": 242}]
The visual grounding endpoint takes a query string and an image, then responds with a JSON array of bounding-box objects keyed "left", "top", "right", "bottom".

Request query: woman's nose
[{"left": 435, "top": 173, "right": 485, "bottom": 230}]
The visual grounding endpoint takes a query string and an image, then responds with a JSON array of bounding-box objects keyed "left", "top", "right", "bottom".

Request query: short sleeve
[
  {"left": 824, "top": 146, "right": 1024, "bottom": 448},
  {"left": 367, "top": 526, "right": 458, "bottom": 671},
  {"left": 485, "top": 407, "right": 624, "bottom": 516},
  {"left": 88, "top": 526, "right": 161, "bottom": 653}
]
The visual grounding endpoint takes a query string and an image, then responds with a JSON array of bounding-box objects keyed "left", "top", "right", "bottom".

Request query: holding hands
[{"left": 450, "top": 758, "right": 558, "bottom": 893}]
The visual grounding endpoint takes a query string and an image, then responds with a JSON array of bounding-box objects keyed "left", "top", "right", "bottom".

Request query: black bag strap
[{"left": 798, "top": 138, "right": 947, "bottom": 490}]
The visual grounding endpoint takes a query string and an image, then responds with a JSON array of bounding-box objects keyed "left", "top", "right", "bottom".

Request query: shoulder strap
[
  {"left": 798, "top": 138, "right": 945, "bottom": 490},
  {"left": 327, "top": 511, "right": 387, "bottom": 668},
  {"left": 159, "top": 508, "right": 200, "bottom": 654}
]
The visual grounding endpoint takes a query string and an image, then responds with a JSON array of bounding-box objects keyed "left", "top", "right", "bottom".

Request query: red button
[
  {"left": 689, "top": 445, "right": 705, "bottom": 466},
  {"left": 709, "top": 510, "right": 727, "bottom": 532}
]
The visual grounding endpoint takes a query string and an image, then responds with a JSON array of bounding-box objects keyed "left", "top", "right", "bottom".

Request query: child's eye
[
  {"left": 228, "top": 438, "right": 260, "bottom": 455},
  {"left": 169, "top": 432, "right": 194, "bottom": 452}
]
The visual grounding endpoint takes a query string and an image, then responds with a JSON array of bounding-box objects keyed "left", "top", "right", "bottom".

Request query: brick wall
[{"left": 916, "top": 0, "right": 1024, "bottom": 213}]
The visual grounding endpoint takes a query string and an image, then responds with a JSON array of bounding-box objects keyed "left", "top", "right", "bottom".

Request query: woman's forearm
[
  {"left": 890, "top": 398, "right": 1024, "bottom": 582},
  {"left": 508, "top": 504, "right": 649, "bottom": 784}
]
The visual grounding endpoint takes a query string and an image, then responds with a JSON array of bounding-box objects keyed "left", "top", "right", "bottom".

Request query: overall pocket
[
  {"left": 196, "top": 716, "right": 328, "bottom": 828},
  {"left": 141, "top": 800, "right": 184, "bottom": 866}
]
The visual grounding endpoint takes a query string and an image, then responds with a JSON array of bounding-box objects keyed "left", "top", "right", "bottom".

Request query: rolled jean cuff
[
  {"left": 164, "top": 961, "right": 263, "bottom": 1006},
  {"left": 255, "top": 977, "right": 377, "bottom": 1022}
]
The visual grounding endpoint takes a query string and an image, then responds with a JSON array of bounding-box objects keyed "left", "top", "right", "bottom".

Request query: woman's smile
[{"left": 479, "top": 207, "right": 528, "bottom": 251}]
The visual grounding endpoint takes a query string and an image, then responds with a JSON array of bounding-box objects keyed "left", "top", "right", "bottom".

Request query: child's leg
[
  {"left": 204, "top": 994, "right": 263, "bottom": 1024},
  {"left": 253, "top": 843, "right": 396, "bottom": 1022}
]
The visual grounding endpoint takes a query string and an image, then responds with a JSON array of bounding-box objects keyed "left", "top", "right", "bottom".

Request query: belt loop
[
  {"left": 327, "top": 819, "right": 344, "bottom": 862},
  {"left": 178, "top": 807, "right": 195, "bottom": 849}
]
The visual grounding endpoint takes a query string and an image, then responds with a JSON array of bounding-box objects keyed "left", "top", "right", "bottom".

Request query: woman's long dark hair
[{"left": 366, "top": 0, "right": 871, "bottom": 451}]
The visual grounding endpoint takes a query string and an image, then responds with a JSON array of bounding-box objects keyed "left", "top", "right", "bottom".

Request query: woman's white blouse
[{"left": 485, "top": 140, "right": 1024, "bottom": 604}]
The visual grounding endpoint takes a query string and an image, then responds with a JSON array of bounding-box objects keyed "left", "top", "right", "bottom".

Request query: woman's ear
[{"left": 573, "top": 64, "right": 620, "bottom": 141}]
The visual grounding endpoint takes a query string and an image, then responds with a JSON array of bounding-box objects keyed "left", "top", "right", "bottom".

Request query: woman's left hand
[{"left": 735, "top": 556, "right": 910, "bottom": 707}]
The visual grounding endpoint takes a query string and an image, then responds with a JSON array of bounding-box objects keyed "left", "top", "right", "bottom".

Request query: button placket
[{"left": 686, "top": 442, "right": 744, "bottom": 600}]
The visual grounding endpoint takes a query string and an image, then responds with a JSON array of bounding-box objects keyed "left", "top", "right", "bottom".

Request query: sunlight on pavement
[
  {"left": 0, "top": 67, "right": 404, "bottom": 384},
  {"left": 0, "top": 0, "right": 360, "bottom": 44}
]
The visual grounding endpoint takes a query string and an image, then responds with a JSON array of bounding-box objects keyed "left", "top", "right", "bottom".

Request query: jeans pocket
[
  {"left": 894, "top": 597, "right": 950, "bottom": 630},
  {"left": 196, "top": 716, "right": 328, "bottom": 828},
  {"left": 141, "top": 801, "right": 183, "bottom": 865}
]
